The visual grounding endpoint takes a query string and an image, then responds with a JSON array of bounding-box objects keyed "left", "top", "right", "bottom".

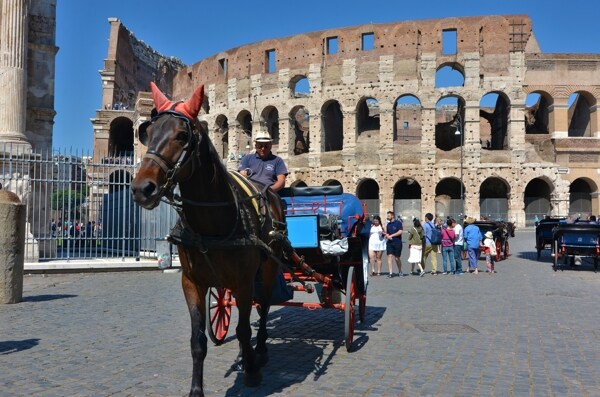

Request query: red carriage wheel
[
  {"left": 504, "top": 240, "right": 509, "bottom": 259},
  {"left": 359, "top": 294, "right": 366, "bottom": 323},
  {"left": 206, "top": 287, "right": 233, "bottom": 345},
  {"left": 344, "top": 266, "right": 357, "bottom": 352},
  {"left": 495, "top": 239, "right": 503, "bottom": 261}
]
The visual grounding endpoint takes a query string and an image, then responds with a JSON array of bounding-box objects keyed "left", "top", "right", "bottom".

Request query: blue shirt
[
  {"left": 464, "top": 224, "right": 483, "bottom": 250},
  {"left": 386, "top": 220, "right": 403, "bottom": 245},
  {"left": 423, "top": 220, "right": 435, "bottom": 246},
  {"left": 239, "top": 152, "right": 288, "bottom": 188}
]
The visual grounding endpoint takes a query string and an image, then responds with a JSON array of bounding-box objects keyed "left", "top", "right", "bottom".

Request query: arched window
[
  {"left": 289, "top": 106, "right": 309, "bottom": 155},
  {"left": 435, "top": 96, "right": 464, "bottom": 151},
  {"left": 290, "top": 75, "right": 310, "bottom": 98},
  {"left": 322, "top": 100, "right": 343, "bottom": 152},
  {"left": 435, "top": 64, "right": 465, "bottom": 88},
  {"left": 108, "top": 117, "right": 134, "bottom": 157},
  {"left": 568, "top": 91, "right": 595, "bottom": 137},
  {"left": 480, "top": 92, "right": 510, "bottom": 150},
  {"left": 524, "top": 92, "right": 552, "bottom": 134},
  {"left": 394, "top": 95, "right": 421, "bottom": 144}
]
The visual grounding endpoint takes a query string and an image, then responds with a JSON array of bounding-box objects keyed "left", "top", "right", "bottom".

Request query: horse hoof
[
  {"left": 188, "top": 387, "right": 205, "bottom": 397},
  {"left": 244, "top": 369, "right": 262, "bottom": 387}
]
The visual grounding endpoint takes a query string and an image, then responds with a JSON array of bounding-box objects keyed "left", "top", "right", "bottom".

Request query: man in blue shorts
[
  {"left": 385, "top": 211, "right": 404, "bottom": 277},
  {"left": 239, "top": 131, "right": 288, "bottom": 191}
]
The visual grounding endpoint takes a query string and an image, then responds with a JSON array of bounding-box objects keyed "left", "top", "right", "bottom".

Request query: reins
[{"left": 140, "top": 109, "right": 276, "bottom": 255}]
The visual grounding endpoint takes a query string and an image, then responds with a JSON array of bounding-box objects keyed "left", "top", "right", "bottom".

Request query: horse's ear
[
  {"left": 182, "top": 85, "right": 204, "bottom": 120},
  {"left": 150, "top": 82, "right": 172, "bottom": 112}
]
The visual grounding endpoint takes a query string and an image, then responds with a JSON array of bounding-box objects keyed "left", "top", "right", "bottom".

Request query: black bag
[{"left": 427, "top": 223, "right": 442, "bottom": 245}]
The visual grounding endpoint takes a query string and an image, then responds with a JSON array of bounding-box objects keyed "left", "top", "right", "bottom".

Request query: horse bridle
[{"left": 141, "top": 107, "right": 197, "bottom": 201}]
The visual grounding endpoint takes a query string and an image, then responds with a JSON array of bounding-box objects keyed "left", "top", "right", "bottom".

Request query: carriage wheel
[
  {"left": 359, "top": 294, "right": 366, "bottom": 323},
  {"left": 552, "top": 242, "right": 558, "bottom": 272},
  {"left": 206, "top": 287, "right": 232, "bottom": 345},
  {"left": 536, "top": 238, "right": 542, "bottom": 260},
  {"left": 504, "top": 241, "right": 510, "bottom": 259},
  {"left": 344, "top": 266, "right": 356, "bottom": 352},
  {"left": 495, "top": 240, "right": 503, "bottom": 261}
]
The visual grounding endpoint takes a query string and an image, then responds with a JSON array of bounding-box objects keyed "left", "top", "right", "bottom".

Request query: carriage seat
[{"left": 290, "top": 185, "right": 343, "bottom": 197}]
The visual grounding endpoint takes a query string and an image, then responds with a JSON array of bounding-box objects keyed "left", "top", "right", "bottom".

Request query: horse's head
[{"left": 131, "top": 82, "right": 204, "bottom": 209}]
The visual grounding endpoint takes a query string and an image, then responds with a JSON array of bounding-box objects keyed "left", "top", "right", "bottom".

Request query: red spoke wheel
[
  {"left": 359, "top": 294, "right": 366, "bottom": 323},
  {"left": 206, "top": 287, "right": 233, "bottom": 345},
  {"left": 504, "top": 240, "right": 510, "bottom": 259},
  {"left": 344, "top": 266, "right": 356, "bottom": 352},
  {"left": 495, "top": 239, "right": 503, "bottom": 261}
]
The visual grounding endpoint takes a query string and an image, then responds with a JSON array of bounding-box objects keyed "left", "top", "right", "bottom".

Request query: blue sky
[{"left": 54, "top": 0, "right": 599, "bottom": 152}]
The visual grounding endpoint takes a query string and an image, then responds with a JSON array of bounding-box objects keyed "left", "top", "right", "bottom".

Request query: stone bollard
[{"left": 0, "top": 188, "right": 26, "bottom": 304}]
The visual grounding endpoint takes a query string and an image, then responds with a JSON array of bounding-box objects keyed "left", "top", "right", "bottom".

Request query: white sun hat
[{"left": 254, "top": 130, "right": 273, "bottom": 142}]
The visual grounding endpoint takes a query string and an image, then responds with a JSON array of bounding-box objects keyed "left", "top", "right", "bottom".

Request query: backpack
[{"left": 427, "top": 222, "right": 442, "bottom": 245}]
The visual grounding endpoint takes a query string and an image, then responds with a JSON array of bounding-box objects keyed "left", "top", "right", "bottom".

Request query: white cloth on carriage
[
  {"left": 368, "top": 225, "right": 386, "bottom": 251},
  {"left": 320, "top": 238, "right": 349, "bottom": 256}
]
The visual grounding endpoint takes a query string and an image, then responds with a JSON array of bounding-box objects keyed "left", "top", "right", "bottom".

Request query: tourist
[
  {"left": 368, "top": 215, "right": 386, "bottom": 276},
  {"left": 407, "top": 218, "right": 426, "bottom": 276},
  {"left": 239, "top": 131, "right": 288, "bottom": 191},
  {"left": 384, "top": 211, "right": 404, "bottom": 277},
  {"left": 463, "top": 217, "right": 483, "bottom": 274},
  {"left": 440, "top": 219, "right": 456, "bottom": 274},
  {"left": 422, "top": 213, "right": 439, "bottom": 275}
]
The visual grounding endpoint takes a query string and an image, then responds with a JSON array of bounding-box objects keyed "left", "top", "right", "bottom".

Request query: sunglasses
[{"left": 255, "top": 143, "right": 271, "bottom": 149}]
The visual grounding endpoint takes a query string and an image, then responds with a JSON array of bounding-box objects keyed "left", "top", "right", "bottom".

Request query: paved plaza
[{"left": 1, "top": 229, "right": 599, "bottom": 397}]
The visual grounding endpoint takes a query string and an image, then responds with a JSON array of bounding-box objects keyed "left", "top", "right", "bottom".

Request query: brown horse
[{"left": 131, "top": 82, "right": 285, "bottom": 397}]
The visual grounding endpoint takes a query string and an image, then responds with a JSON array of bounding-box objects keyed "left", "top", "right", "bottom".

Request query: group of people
[
  {"left": 235, "top": 131, "right": 497, "bottom": 278},
  {"left": 369, "top": 213, "right": 497, "bottom": 278}
]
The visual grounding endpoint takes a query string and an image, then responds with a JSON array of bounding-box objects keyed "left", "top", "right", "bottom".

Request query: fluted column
[{"left": 0, "top": 0, "right": 31, "bottom": 150}]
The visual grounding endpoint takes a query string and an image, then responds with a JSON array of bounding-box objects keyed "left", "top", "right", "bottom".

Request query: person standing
[
  {"left": 384, "top": 211, "right": 404, "bottom": 277},
  {"left": 440, "top": 219, "right": 456, "bottom": 274},
  {"left": 368, "top": 215, "right": 386, "bottom": 276},
  {"left": 407, "top": 218, "right": 426, "bottom": 276},
  {"left": 482, "top": 231, "right": 497, "bottom": 273},
  {"left": 422, "top": 213, "right": 439, "bottom": 275},
  {"left": 452, "top": 218, "right": 465, "bottom": 274},
  {"left": 463, "top": 217, "right": 483, "bottom": 274},
  {"left": 239, "top": 131, "right": 288, "bottom": 191}
]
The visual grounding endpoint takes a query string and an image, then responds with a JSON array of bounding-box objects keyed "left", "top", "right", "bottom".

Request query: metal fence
[{"left": 0, "top": 145, "right": 177, "bottom": 262}]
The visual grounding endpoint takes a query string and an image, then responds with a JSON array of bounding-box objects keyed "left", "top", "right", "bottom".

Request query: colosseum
[{"left": 93, "top": 14, "right": 600, "bottom": 227}]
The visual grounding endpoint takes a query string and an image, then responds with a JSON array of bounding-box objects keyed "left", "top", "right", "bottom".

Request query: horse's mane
[{"left": 195, "top": 120, "right": 230, "bottom": 185}]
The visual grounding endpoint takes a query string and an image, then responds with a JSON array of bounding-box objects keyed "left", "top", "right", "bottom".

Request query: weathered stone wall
[{"left": 118, "top": 14, "right": 600, "bottom": 226}]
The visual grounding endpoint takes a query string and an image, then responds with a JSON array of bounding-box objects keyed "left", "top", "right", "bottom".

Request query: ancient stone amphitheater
[{"left": 94, "top": 15, "right": 600, "bottom": 227}]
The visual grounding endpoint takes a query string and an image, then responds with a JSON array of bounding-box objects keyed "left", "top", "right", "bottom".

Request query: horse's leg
[
  {"left": 255, "top": 258, "right": 278, "bottom": 368},
  {"left": 235, "top": 286, "right": 262, "bottom": 387},
  {"left": 181, "top": 269, "right": 207, "bottom": 397}
]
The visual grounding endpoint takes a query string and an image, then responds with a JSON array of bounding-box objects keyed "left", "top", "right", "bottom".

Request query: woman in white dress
[{"left": 368, "top": 215, "right": 387, "bottom": 275}]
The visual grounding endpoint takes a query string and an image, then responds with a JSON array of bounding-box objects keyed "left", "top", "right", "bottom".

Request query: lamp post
[{"left": 454, "top": 114, "right": 464, "bottom": 222}]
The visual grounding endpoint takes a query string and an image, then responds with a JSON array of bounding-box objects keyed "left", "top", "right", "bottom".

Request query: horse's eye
[{"left": 177, "top": 131, "right": 190, "bottom": 143}]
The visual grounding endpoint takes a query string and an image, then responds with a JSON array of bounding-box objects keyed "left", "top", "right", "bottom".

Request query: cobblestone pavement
[{"left": 2, "top": 230, "right": 600, "bottom": 397}]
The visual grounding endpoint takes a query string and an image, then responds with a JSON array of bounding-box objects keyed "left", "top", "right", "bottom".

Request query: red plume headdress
[{"left": 150, "top": 82, "right": 204, "bottom": 121}]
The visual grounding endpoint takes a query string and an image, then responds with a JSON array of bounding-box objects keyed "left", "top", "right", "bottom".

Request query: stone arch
[
  {"left": 323, "top": 179, "right": 342, "bottom": 187},
  {"left": 524, "top": 91, "right": 552, "bottom": 134},
  {"left": 261, "top": 105, "right": 279, "bottom": 144},
  {"left": 356, "top": 178, "right": 379, "bottom": 217},
  {"left": 356, "top": 96, "right": 380, "bottom": 138},
  {"left": 479, "top": 91, "right": 510, "bottom": 150},
  {"left": 321, "top": 100, "right": 343, "bottom": 152},
  {"left": 568, "top": 91, "right": 596, "bottom": 137},
  {"left": 290, "top": 179, "right": 307, "bottom": 188},
  {"left": 569, "top": 177, "right": 597, "bottom": 216},
  {"left": 479, "top": 177, "right": 510, "bottom": 220},
  {"left": 289, "top": 105, "right": 309, "bottom": 155},
  {"left": 435, "top": 62, "right": 465, "bottom": 88},
  {"left": 394, "top": 94, "right": 422, "bottom": 143},
  {"left": 435, "top": 95, "right": 465, "bottom": 151},
  {"left": 393, "top": 178, "right": 422, "bottom": 220},
  {"left": 214, "top": 114, "right": 229, "bottom": 159},
  {"left": 290, "top": 75, "right": 310, "bottom": 98},
  {"left": 435, "top": 177, "right": 464, "bottom": 220},
  {"left": 236, "top": 110, "right": 253, "bottom": 154},
  {"left": 524, "top": 177, "right": 554, "bottom": 224},
  {"left": 108, "top": 117, "right": 134, "bottom": 157}
]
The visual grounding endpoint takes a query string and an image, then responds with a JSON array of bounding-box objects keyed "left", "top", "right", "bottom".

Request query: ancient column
[{"left": 0, "top": 0, "right": 31, "bottom": 151}]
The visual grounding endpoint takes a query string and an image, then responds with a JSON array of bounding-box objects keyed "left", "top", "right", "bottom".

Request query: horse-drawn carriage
[
  {"left": 535, "top": 217, "right": 565, "bottom": 259},
  {"left": 206, "top": 184, "right": 369, "bottom": 352},
  {"left": 551, "top": 222, "right": 600, "bottom": 272},
  {"left": 131, "top": 82, "right": 371, "bottom": 395},
  {"left": 473, "top": 220, "right": 515, "bottom": 260}
]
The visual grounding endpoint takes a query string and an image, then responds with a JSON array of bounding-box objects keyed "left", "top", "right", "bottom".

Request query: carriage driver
[{"left": 239, "top": 130, "right": 288, "bottom": 191}]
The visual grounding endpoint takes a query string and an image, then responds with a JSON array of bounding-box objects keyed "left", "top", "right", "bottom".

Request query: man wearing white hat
[{"left": 239, "top": 130, "right": 288, "bottom": 191}]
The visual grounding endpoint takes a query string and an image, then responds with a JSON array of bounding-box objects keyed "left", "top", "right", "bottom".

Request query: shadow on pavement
[
  {"left": 22, "top": 294, "right": 78, "bottom": 302},
  {"left": 0, "top": 338, "right": 40, "bottom": 355}
]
